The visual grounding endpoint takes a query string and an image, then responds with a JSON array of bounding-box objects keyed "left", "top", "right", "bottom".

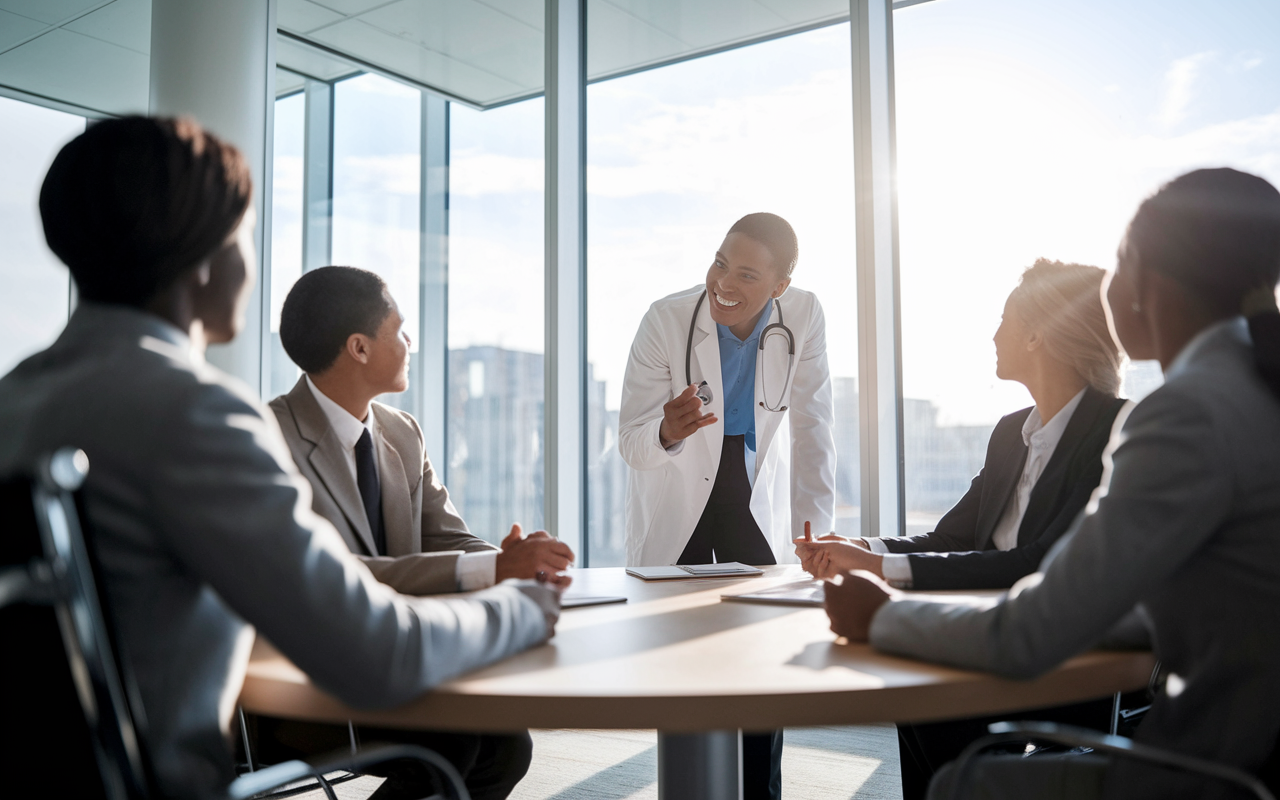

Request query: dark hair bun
[{"left": 39, "top": 116, "right": 252, "bottom": 306}]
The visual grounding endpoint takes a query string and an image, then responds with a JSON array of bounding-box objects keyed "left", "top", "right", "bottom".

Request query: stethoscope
[{"left": 684, "top": 290, "right": 796, "bottom": 413}]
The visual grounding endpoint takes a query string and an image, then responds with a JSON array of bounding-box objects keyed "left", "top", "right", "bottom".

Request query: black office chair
[
  {"left": 0, "top": 448, "right": 469, "bottom": 800},
  {"left": 945, "top": 720, "right": 1277, "bottom": 800}
]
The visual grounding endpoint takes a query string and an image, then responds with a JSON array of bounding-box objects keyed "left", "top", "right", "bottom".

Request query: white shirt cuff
[
  {"left": 880, "top": 553, "right": 914, "bottom": 589},
  {"left": 865, "top": 537, "right": 890, "bottom": 554},
  {"left": 660, "top": 429, "right": 685, "bottom": 456},
  {"left": 456, "top": 551, "right": 498, "bottom": 591}
]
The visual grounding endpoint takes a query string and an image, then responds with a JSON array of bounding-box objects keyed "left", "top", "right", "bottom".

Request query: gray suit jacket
[
  {"left": 869, "top": 319, "right": 1280, "bottom": 799},
  {"left": 0, "top": 304, "right": 549, "bottom": 798},
  {"left": 270, "top": 378, "right": 496, "bottom": 595}
]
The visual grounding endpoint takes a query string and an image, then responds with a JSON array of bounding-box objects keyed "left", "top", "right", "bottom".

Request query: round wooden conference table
[{"left": 240, "top": 566, "right": 1156, "bottom": 800}]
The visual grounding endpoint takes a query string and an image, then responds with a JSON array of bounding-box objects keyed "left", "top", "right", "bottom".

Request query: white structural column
[
  {"left": 544, "top": 0, "right": 587, "bottom": 556},
  {"left": 419, "top": 94, "right": 450, "bottom": 475},
  {"left": 150, "top": 0, "right": 276, "bottom": 393},
  {"left": 850, "top": 0, "right": 906, "bottom": 539},
  {"left": 301, "top": 79, "right": 334, "bottom": 272}
]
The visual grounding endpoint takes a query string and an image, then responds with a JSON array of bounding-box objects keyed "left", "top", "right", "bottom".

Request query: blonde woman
[{"left": 797, "top": 259, "right": 1126, "bottom": 592}]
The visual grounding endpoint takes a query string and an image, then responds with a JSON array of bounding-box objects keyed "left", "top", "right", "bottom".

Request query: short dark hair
[
  {"left": 727, "top": 212, "right": 799, "bottom": 277},
  {"left": 40, "top": 116, "right": 252, "bottom": 306},
  {"left": 279, "top": 266, "right": 393, "bottom": 374}
]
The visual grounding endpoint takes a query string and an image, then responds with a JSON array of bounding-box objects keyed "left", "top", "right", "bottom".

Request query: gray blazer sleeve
[
  {"left": 869, "top": 387, "right": 1229, "bottom": 679},
  {"left": 155, "top": 380, "right": 548, "bottom": 708}
]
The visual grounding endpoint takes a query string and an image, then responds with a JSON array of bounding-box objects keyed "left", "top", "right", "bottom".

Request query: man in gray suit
[
  {"left": 254, "top": 265, "right": 575, "bottom": 796},
  {"left": 270, "top": 265, "right": 574, "bottom": 596},
  {"left": 0, "top": 117, "right": 560, "bottom": 800}
]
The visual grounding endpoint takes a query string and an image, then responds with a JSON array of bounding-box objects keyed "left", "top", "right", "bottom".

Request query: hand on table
[
  {"left": 511, "top": 580, "right": 563, "bottom": 640},
  {"left": 823, "top": 571, "right": 898, "bottom": 643},
  {"left": 496, "top": 524, "right": 575, "bottom": 589},
  {"left": 659, "top": 384, "right": 717, "bottom": 449}
]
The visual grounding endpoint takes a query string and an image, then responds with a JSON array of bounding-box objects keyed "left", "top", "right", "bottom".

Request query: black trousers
[
  {"left": 679, "top": 434, "right": 782, "bottom": 800},
  {"left": 246, "top": 715, "right": 532, "bottom": 800}
]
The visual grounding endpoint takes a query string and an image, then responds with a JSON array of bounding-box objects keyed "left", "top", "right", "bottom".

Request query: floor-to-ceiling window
[
  {"left": 584, "top": 25, "right": 861, "bottom": 565},
  {"left": 266, "top": 88, "right": 306, "bottom": 400},
  {"left": 447, "top": 98, "right": 546, "bottom": 543},
  {"left": 331, "top": 74, "right": 424, "bottom": 415},
  {"left": 0, "top": 96, "right": 84, "bottom": 376},
  {"left": 893, "top": 0, "right": 1280, "bottom": 533}
]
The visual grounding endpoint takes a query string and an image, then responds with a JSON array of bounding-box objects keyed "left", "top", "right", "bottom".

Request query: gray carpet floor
[{"left": 293, "top": 725, "right": 902, "bottom": 799}]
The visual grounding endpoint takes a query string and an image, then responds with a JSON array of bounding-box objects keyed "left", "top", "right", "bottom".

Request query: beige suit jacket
[{"left": 270, "top": 377, "right": 497, "bottom": 595}]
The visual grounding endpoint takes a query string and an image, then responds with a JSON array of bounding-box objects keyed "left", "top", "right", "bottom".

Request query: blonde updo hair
[{"left": 1007, "top": 258, "right": 1122, "bottom": 395}]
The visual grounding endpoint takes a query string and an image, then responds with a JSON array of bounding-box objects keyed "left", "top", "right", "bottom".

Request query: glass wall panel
[
  {"left": 585, "top": 26, "right": 860, "bottom": 565},
  {"left": 266, "top": 90, "right": 306, "bottom": 400},
  {"left": 331, "top": 74, "right": 423, "bottom": 414},
  {"left": 894, "top": 0, "right": 1280, "bottom": 533},
  {"left": 0, "top": 96, "right": 83, "bottom": 376},
  {"left": 448, "top": 98, "right": 546, "bottom": 544}
]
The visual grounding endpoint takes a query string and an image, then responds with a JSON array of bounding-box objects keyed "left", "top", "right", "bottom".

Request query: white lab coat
[{"left": 619, "top": 284, "right": 837, "bottom": 567}]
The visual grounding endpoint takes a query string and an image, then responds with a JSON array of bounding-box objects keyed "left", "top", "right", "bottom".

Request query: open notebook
[{"left": 625, "top": 562, "right": 764, "bottom": 581}]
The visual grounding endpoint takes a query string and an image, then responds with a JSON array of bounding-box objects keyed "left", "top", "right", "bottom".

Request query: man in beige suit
[
  {"left": 270, "top": 266, "right": 574, "bottom": 595},
  {"left": 256, "top": 265, "right": 575, "bottom": 800}
]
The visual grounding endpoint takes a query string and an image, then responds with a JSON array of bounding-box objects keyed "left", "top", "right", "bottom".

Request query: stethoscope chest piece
[{"left": 695, "top": 381, "right": 713, "bottom": 406}]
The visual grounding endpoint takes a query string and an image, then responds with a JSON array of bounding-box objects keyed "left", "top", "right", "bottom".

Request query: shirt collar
[
  {"left": 1022, "top": 386, "right": 1086, "bottom": 447},
  {"left": 1164, "top": 317, "right": 1248, "bottom": 381},
  {"left": 716, "top": 299, "right": 774, "bottom": 346},
  {"left": 305, "top": 375, "right": 374, "bottom": 451}
]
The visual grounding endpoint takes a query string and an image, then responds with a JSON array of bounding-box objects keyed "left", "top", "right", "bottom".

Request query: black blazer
[{"left": 882, "top": 387, "right": 1126, "bottom": 590}]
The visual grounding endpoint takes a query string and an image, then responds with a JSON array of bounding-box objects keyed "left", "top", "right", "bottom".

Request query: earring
[{"left": 1131, "top": 301, "right": 1142, "bottom": 313}]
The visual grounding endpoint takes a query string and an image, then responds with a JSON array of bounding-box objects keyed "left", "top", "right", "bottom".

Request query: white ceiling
[
  {"left": 278, "top": 0, "right": 855, "bottom": 108},
  {"left": 0, "top": 0, "right": 149, "bottom": 115}
]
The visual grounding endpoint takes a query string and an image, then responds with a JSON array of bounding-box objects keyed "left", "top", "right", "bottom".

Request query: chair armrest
[
  {"left": 221, "top": 744, "right": 471, "bottom": 800},
  {"left": 946, "top": 721, "right": 1274, "bottom": 800}
]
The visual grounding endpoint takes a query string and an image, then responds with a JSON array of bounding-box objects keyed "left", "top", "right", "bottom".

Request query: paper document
[
  {"left": 721, "top": 579, "right": 826, "bottom": 607},
  {"left": 625, "top": 562, "right": 764, "bottom": 581}
]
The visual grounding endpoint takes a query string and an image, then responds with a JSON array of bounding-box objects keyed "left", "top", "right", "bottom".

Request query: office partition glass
[
  {"left": 0, "top": 96, "right": 83, "bottom": 377},
  {"left": 266, "top": 90, "right": 306, "bottom": 400},
  {"left": 447, "top": 98, "right": 546, "bottom": 543},
  {"left": 584, "top": 25, "right": 861, "bottom": 565},
  {"left": 331, "top": 74, "right": 425, "bottom": 416},
  {"left": 893, "top": 0, "right": 1280, "bottom": 533}
]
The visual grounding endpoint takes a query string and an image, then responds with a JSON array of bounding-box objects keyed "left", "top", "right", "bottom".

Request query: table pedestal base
[{"left": 657, "top": 730, "right": 741, "bottom": 800}]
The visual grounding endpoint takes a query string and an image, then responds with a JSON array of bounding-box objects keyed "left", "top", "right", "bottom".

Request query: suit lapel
[
  {"left": 287, "top": 378, "right": 380, "bottom": 557},
  {"left": 974, "top": 410, "right": 1030, "bottom": 549},
  {"left": 1016, "top": 388, "right": 1108, "bottom": 545},
  {"left": 372, "top": 405, "right": 416, "bottom": 557}
]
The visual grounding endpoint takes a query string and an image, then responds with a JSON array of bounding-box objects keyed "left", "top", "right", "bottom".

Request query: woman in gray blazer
[
  {"left": 0, "top": 116, "right": 558, "bottom": 799},
  {"left": 826, "top": 167, "right": 1280, "bottom": 800}
]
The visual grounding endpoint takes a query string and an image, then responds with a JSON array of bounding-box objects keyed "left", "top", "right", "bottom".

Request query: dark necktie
[{"left": 354, "top": 428, "right": 386, "bottom": 556}]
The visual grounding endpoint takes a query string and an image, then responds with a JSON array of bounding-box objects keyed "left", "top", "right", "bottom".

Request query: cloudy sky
[{"left": 443, "top": 0, "right": 1280, "bottom": 424}]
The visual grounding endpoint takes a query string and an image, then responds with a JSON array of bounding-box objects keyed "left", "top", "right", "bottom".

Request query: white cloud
[{"left": 1157, "top": 51, "right": 1215, "bottom": 129}]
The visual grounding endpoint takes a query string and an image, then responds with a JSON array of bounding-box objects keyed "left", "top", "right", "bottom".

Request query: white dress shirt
[
  {"left": 871, "top": 388, "right": 1087, "bottom": 588},
  {"left": 306, "top": 376, "right": 496, "bottom": 590}
]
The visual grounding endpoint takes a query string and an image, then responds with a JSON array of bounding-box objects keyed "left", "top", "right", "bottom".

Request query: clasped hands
[
  {"left": 496, "top": 523, "right": 575, "bottom": 589},
  {"left": 795, "top": 521, "right": 900, "bottom": 643}
]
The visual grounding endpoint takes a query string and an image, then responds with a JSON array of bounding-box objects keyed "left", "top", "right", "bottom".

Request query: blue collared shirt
[{"left": 718, "top": 303, "right": 772, "bottom": 451}]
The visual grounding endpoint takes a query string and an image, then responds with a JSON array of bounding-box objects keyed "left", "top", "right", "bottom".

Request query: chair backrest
[{"left": 0, "top": 449, "right": 151, "bottom": 799}]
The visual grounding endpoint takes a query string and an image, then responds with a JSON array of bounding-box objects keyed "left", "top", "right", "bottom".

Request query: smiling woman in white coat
[{"left": 618, "top": 212, "right": 837, "bottom": 799}]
